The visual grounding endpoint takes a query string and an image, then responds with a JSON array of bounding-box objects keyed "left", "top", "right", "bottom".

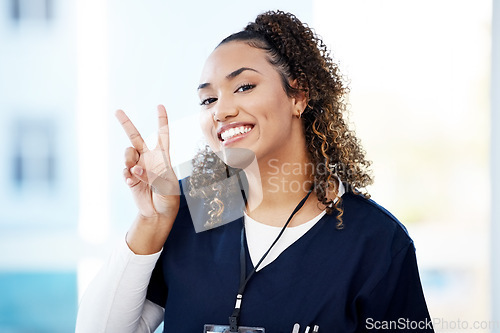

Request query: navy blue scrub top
[{"left": 146, "top": 186, "right": 434, "bottom": 332}]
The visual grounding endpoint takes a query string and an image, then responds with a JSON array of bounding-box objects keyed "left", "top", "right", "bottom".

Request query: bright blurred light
[{"left": 76, "top": 0, "right": 110, "bottom": 244}]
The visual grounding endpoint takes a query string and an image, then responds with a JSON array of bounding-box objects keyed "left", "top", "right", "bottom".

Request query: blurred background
[{"left": 0, "top": 0, "right": 497, "bottom": 332}]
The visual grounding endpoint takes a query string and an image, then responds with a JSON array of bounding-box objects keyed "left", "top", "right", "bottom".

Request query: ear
[{"left": 290, "top": 79, "right": 308, "bottom": 118}]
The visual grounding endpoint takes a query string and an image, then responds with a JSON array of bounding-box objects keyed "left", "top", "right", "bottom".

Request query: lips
[{"left": 217, "top": 123, "right": 254, "bottom": 143}]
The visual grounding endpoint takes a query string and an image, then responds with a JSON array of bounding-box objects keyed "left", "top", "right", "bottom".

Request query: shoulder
[
  {"left": 330, "top": 190, "right": 414, "bottom": 255},
  {"left": 342, "top": 191, "right": 408, "bottom": 230}
]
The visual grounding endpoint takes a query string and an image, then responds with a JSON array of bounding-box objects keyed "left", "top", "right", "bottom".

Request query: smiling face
[{"left": 198, "top": 41, "right": 307, "bottom": 165}]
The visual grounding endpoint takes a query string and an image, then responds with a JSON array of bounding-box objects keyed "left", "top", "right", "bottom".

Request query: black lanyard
[{"left": 228, "top": 187, "right": 314, "bottom": 332}]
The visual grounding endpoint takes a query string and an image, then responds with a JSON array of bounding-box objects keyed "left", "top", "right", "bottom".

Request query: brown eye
[
  {"left": 236, "top": 84, "right": 255, "bottom": 92},
  {"left": 200, "top": 97, "right": 217, "bottom": 106}
]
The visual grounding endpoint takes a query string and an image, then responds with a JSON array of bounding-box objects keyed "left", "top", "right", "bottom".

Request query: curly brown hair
[{"left": 189, "top": 10, "right": 372, "bottom": 229}]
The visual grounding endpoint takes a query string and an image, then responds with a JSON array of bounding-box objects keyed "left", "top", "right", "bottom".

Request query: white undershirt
[
  {"left": 245, "top": 180, "right": 345, "bottom": 271},
  {"left": 244, "top": 210, "right": 326, "bottom": 271}
]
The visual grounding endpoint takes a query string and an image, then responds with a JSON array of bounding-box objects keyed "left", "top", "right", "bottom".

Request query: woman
[{"left": 76, "top": 10, "right": 433, "bottom": 333}]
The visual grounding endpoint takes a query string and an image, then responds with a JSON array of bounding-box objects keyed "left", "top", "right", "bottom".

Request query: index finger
[{"left": 115, "top": 109, "right": 147, "bottom": 153}]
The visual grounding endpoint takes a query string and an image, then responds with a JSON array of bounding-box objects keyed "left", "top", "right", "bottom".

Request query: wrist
[{"left": 126, "top": 214, "right": 175, "bottom": 255}]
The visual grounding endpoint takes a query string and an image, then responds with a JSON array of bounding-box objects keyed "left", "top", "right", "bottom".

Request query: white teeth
[{"left": 221, "top": 126, "right": 252, "bottom": 141}]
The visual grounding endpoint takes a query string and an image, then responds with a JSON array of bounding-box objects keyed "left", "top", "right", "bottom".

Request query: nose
[{"left": 213, "top": 96, "right": 238, "bottom": 122}]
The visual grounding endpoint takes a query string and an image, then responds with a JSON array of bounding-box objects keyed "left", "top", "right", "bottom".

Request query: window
[
  {"left": 12, "top": 118, "right": 56, "bottom": 189},
  {"left": 10, "top": 0, "right": 52, "bottom": 22}
]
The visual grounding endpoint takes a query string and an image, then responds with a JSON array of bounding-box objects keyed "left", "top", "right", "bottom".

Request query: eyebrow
[
  {"left": 226, "top": 67, "right": 259, "bottom": 79},
  {"left": 197, "top": 67, "right": 260, "bottom": 90}
]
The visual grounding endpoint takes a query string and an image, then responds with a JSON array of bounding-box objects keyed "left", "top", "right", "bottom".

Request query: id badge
[{"left": 204, "top": 324, "right": 265, "bottom": 333}]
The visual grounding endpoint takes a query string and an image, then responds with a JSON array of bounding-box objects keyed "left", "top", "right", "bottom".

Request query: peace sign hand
[{"left": 116, "top": 105, "right": 180, "bottom": 222}]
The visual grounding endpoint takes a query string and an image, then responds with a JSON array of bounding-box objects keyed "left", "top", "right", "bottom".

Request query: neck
[{"left": 242, "top": 149, "right": 314, "bottom": 217}]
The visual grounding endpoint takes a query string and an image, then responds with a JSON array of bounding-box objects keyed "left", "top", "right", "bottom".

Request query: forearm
[{"left": 75, "top": 240, "right": 164, "bottom": 333}]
